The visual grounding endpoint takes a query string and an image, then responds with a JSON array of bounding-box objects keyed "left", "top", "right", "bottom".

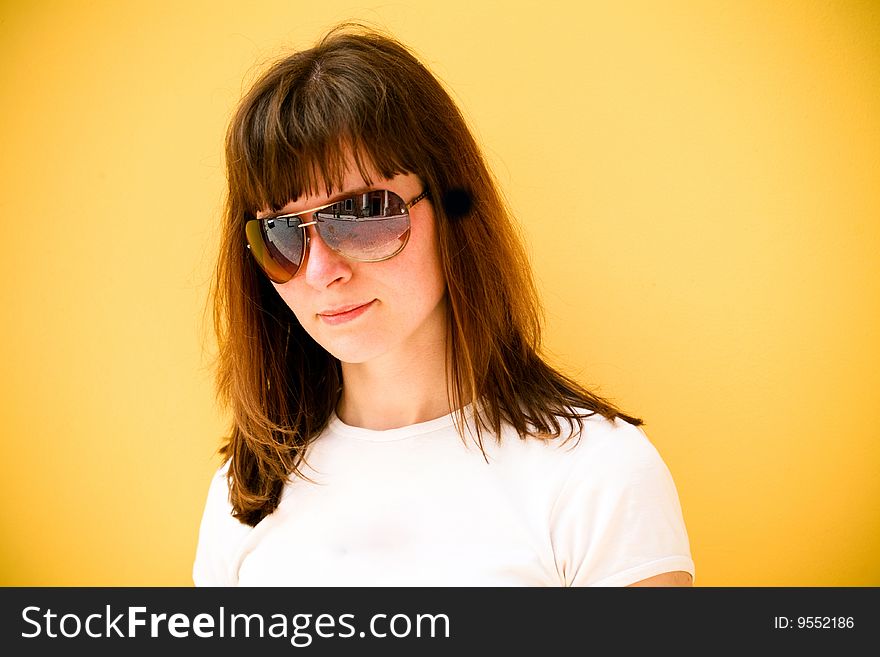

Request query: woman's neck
[{"left": 335, "top": 334, "right": 456, "bottom": 431}]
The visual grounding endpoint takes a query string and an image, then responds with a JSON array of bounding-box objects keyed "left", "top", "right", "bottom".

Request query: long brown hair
[{"left": 211, "top": 23, "right": 643, "bottom": 526}]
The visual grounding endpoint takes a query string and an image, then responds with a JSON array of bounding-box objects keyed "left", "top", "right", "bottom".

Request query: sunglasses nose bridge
[
  {"left": 295, "top": 216, "right": 341, "bottom": 267},
  {"left": 288, "top": 211, "right": 318, "bottom": 268}
]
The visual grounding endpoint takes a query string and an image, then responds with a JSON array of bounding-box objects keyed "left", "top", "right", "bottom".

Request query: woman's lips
[{"left": 318, "top": 300, "right": 376, "bottom": 325}]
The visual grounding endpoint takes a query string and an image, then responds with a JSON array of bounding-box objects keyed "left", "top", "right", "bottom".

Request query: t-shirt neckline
[{"left": 328, "top": 403, "right": 475, "bottom": 442}]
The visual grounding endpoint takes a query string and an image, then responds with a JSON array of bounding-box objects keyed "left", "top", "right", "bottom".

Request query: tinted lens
[
  {"left": 245, "top": 217, "right": 302, "bottom": 283},
  {"left": 315, "top": 190, "right": 411, "bottom": 261}
]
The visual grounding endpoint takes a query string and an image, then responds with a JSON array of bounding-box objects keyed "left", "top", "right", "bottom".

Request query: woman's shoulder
[
  {"left": 579, "top": 409, "right": 661, "bottom": 459},
  {"left": 202, "top": 460, "right": 231, "bottom": 501},
  {"left": 569, "top": 410, "right": 677, "bottom": 487},
  {"left": 192, "top": 460, "right": 253, "bottom": 586},
  {"left": 500, "top": 407, "right": 683, "bottom": 511},
  {"left": 523, "top": 407, "right": 663, "bottom": 468},
  {"left": 481, "top": 406, "right": 668, "bottom": 493}
]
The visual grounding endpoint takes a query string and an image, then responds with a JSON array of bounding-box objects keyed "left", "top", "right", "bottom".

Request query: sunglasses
[{"left": 246, "top": 189, "right": 429, "bottom": 283}]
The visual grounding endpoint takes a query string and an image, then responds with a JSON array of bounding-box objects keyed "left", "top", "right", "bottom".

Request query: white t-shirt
[{"left": 193, "top": 405, "right": 695, "bottom": 586}]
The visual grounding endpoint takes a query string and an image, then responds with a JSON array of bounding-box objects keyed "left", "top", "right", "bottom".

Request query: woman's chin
[{"left": 319, "top": 340, "right": 386, "bottom": 365}]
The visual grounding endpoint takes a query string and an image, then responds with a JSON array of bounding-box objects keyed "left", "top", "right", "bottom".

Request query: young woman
[{"left": 194, "top": 24, "right": 695, "bottom": 586}]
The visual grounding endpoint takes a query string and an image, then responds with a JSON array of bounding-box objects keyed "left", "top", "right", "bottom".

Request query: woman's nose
[{"left": 301, "top": 222, "right": 353, "bottom": 289}]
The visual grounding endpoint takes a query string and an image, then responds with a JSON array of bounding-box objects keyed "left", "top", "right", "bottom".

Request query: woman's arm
[{"left": 627, "top": 571, "right": 694, "bottom": 587}]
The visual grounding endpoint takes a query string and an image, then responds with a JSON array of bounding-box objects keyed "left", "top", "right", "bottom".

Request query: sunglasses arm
[{"left": 406, "top": 190, "right": 429, "bottom": 209}]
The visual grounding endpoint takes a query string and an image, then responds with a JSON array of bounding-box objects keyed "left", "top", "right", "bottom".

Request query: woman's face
[{"left": 261, "top": 164, "right": 447, "bottom": 366}]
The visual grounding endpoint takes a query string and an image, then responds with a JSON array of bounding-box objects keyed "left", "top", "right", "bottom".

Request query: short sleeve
[
  {"left": 549, "top": 419, "right": 695, "bottom": 586},
  {"left": 192, "top": 463, "right": 253, "bottom": 586}
]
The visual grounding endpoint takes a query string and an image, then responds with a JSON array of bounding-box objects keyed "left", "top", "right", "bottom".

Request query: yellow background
[{"left": 1, "top": 0, "right": 877, "bottom": 586}]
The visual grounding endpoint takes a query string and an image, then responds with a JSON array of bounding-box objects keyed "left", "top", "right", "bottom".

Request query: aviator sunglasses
[{"left": 245, "top": 188, "right": 429, "bottom": 284}]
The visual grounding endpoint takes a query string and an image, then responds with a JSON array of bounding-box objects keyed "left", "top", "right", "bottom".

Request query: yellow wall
[{"left": 1, "top": 0, "right": 877, "bottom": 586}]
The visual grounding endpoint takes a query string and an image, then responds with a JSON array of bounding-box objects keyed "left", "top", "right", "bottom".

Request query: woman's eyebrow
[{"left": 258, "top": 185, "right": 378, "bottom": 219}]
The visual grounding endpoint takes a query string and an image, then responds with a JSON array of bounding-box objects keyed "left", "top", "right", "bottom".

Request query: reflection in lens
[
  {"left": 315, "top": 190, "right": 411, "bottom": 260},
  {"left": 245, "top": 219, "right": 302, "bottom": 283},
  {"left": 319, "top": 215, "right": 410, "bottom": 260},
  {"left": 264, "top": 216, "right": 305, "bottom": 266}
]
